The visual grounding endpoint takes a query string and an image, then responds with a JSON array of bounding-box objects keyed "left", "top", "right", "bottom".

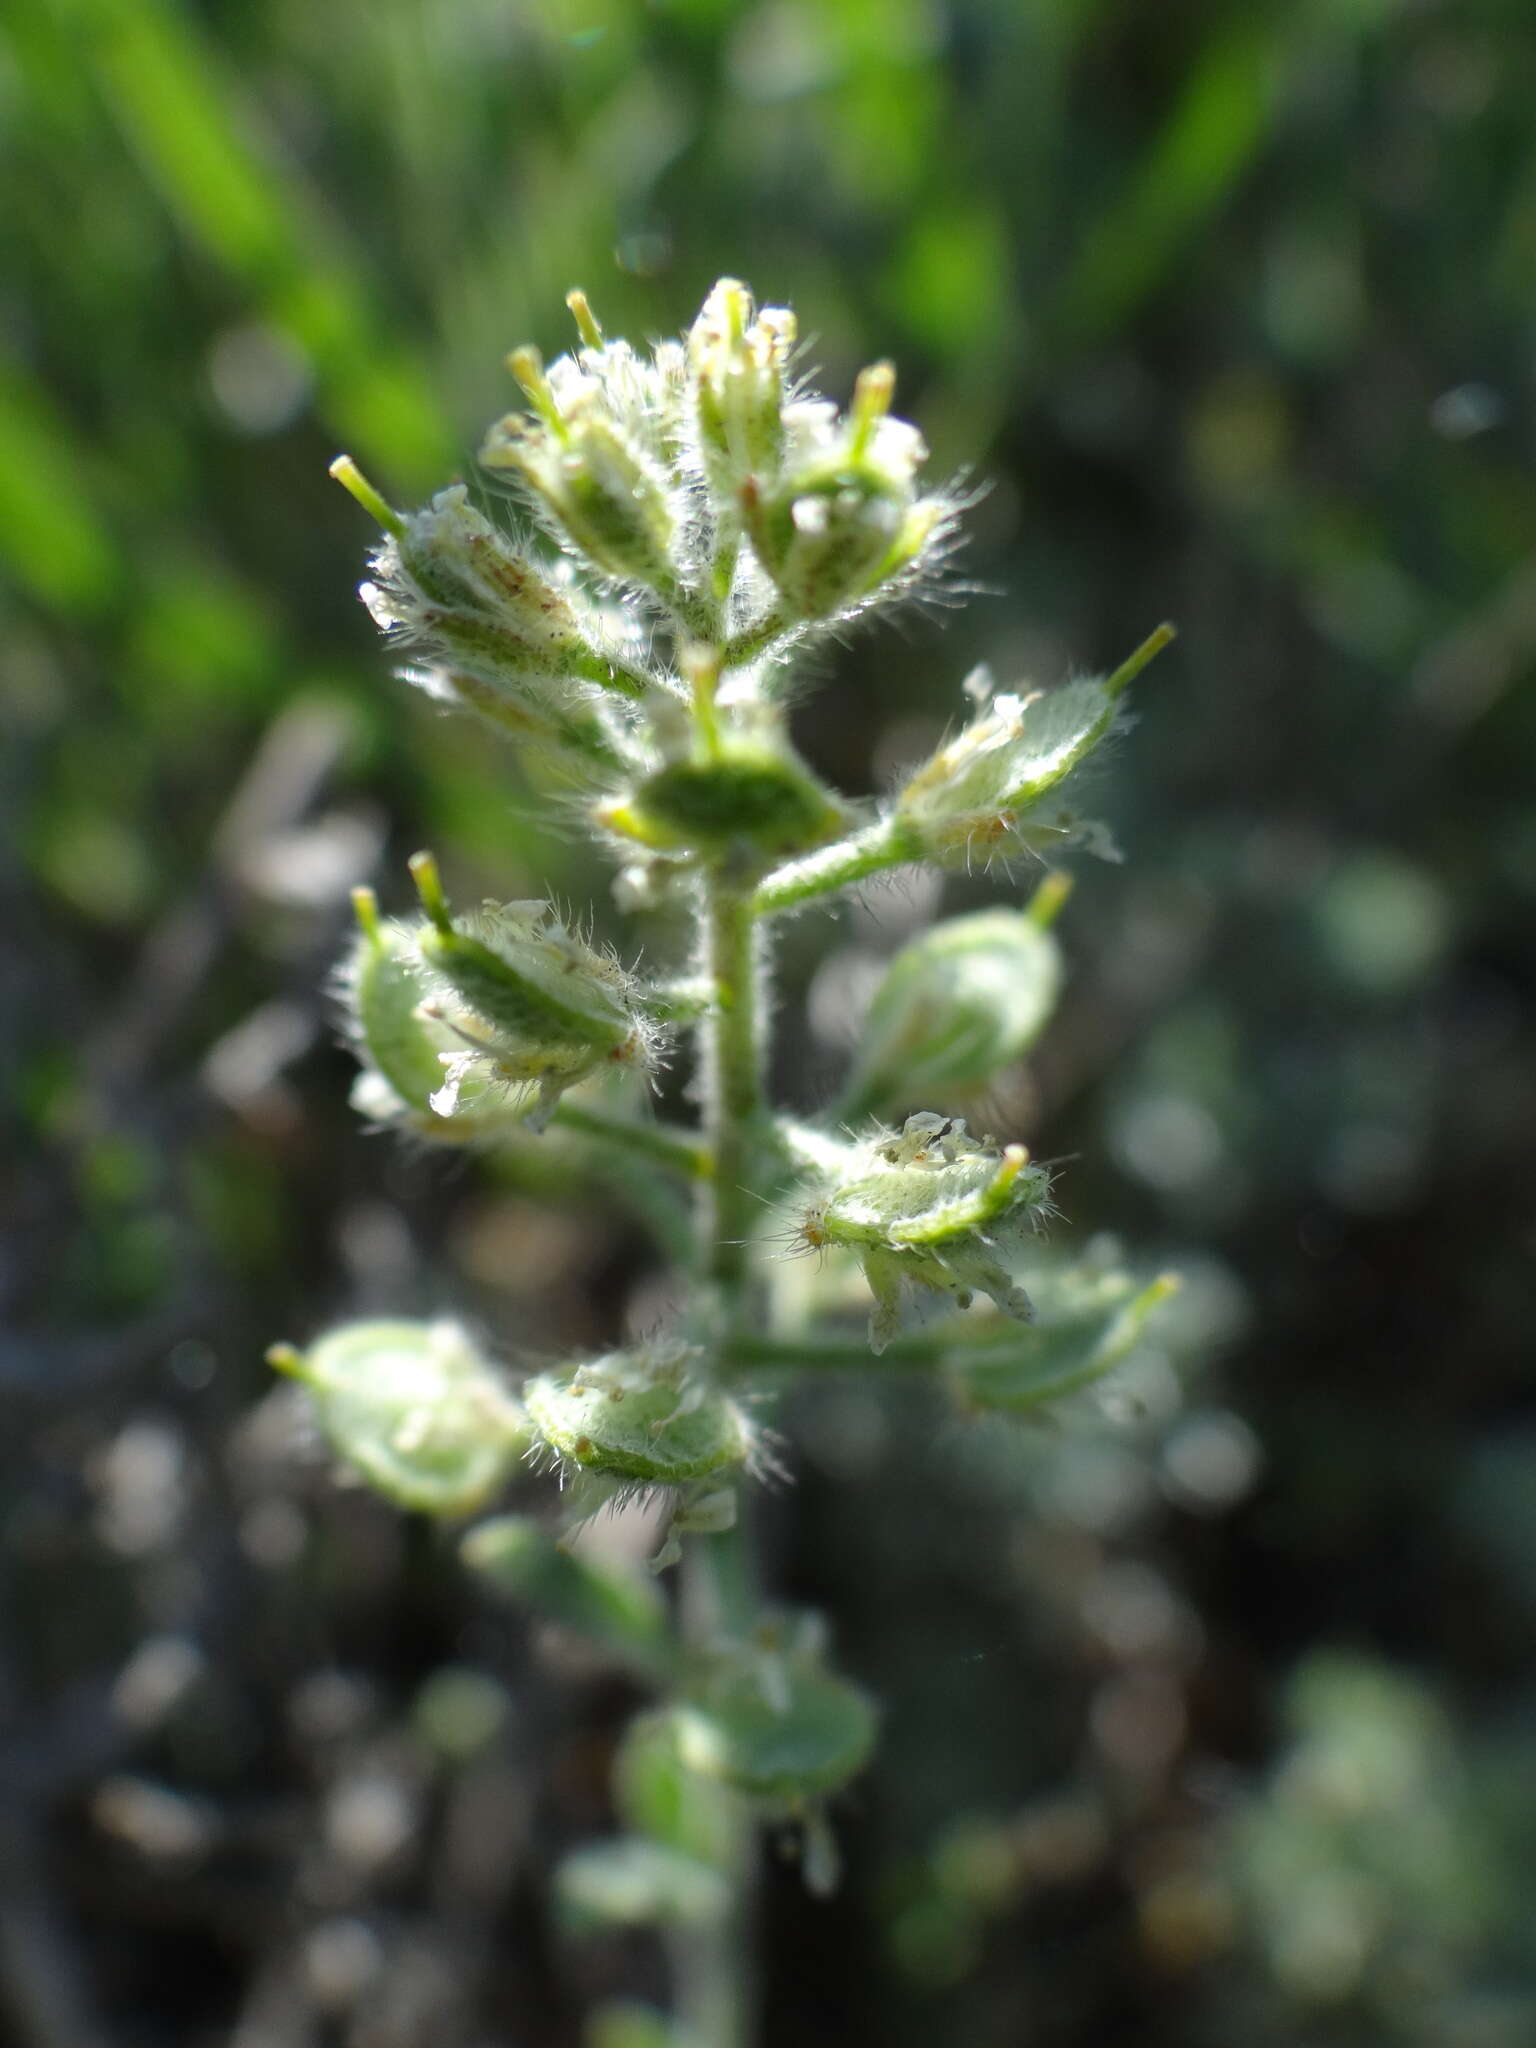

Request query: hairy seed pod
[
  {"left": 597, "top": 734, "right": 846, "bottom": 861},
  {"left": 341, "top": 475, "right": 647, "bottom": 732},
  {"left": 343, "top": 888, "right": 528, "bottom": 1139},
  {"left": 801, "top": 1113, "right": 1055, "bottom": 1352},
  {"left": 269, "top": 1320, "right": 527, "bottom": 1516},
  {"left": 898, "top": 626, "right": 1175, "bottom": 864},
  {"left": 841, "top": 882, "right": 1070, "bottom": 1120},
  {"left": 408, "top": 852, "right": 658, "bottom": 1131},
  {"left": 346, "top": 889, "right": 455, "bottom": 1112},
  {"left": 524, "top": 1343, "right": 754, "bottom": 1490},
  {"left": 819, "top": 1116, "right": 1051, "bottom": 1249}
]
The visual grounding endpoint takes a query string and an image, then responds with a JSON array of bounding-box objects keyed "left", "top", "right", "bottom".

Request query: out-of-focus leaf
[
  {"left": 62, "top": 0, "right": 454, "bottom": 483},
  {"left": 613, "top": 1710, "right": 739, "bottom": 1871},
  {"left": 1058, "top": 21, "right": 1278, "bottom": 338},
  {"left": 952, "top": 1267, "right": 1180, "bottom": 1413},
  {"left": 462, "top": 1514, "right": 668, "bottom": 1673}
]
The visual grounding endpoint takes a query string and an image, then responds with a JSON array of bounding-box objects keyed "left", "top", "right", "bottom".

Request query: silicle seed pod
[
  {"left": 523, "top": 1341, "right": 756, "bottom": 1493},
  {"left": 342, "top": 886, "right": 528, "bottom": 1140},
  {"left": 409, "top": 852, "right": 659, "bottom": 1131},
  {"left": 329, "top": 465, "right": 646, "bottom": 779},
  {"left": 597, "top": 730, "right": 846, "bottom": 862},
  {"left": 898, "top": 625, "right": 1175, "bottom": 865},
  {"left": 840, "top": 879, "right": 1072, "bottom": 1121},
  {"left": 269, "top": 1319, "right": 527, "bottom": 1517},
  {"left": 800, "top": 1112, "right": 1055, "bottom": 1353}
]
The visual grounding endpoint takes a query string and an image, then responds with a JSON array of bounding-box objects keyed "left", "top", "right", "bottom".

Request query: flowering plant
[{"left": 271, "top": 279, "right": 1177, "bottom": 2044}]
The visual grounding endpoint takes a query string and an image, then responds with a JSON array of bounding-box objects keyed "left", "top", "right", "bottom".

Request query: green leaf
[
  {"left": 672, "top": 1618, "right": 877, "bottom": 1805},
  {"left": 461, "top": 1514, "right": 667, "bottom": 1673},
  {"left": 952, "top": 1268, "right": 1180, "bottom": 1413},
  {"left": 613, "top": 1711, "right": 740, "bottom": 1871}
]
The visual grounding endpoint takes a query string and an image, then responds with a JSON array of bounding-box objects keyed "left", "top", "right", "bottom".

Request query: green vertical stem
[
  {"left": 674, "top": 855, "right": 767, "bottom": 2045},
  {"left": 673, "top": 1514, "right": 758, "bottom": 2048},
  {"left": 699, "top": 871, "right": 762, "bottom": 1302}
]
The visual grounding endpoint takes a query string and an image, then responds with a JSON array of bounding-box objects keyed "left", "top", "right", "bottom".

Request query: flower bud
[
  {"left": 952, "top": 1262, "right": 1180, "bottom": 1414},
  {"left": 741, "top": 364, "right": 947, "bottom": 620},
  {"left": 841, "top": 880, "right": 1071, "bottom": 1120},
  {"left": 523, "top": 1340, "right": 755, "bottom": 1493},
  {"left": 481, "top": 341, "right": 683, "bottom": 599},
  {"left": 269, "top": 1319, "right": 527, "bottom": 1516},
  {"left": 897, "top": 625, "right": 1175, "bottom": 864},
  {"left": 672, "top": 1611, "right": 877, "bottom": 1805},
  {"left": 409, "top": 852, "right": 659, "bottom": 1132},
  {"left": 597, "top": 729, "right": 846, "bottom": 862},
  {"left": 687, "top": 278, "right": 796, "bottom": 507},
  {"left": 799, "top": 1112, "right": 1054, "bottom": 1352}
]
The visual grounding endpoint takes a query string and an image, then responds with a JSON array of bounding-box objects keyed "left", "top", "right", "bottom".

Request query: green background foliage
[{"left": 4, "top": 1, "right": 1534, "bottom": 2041}]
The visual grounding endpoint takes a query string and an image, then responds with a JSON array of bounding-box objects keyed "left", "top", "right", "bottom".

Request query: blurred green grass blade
[
  {"left": 56, "top": 0, "right": 454, "bottom": 483},
  {"left": 0, "top": 357, "right": 118, "bottom": 611},
  {"left": 70, "top": 0, "right": 289, "bottom": 272},
  {"left": 1058, "top": 22, "right": 1278, "bottom": 340}
]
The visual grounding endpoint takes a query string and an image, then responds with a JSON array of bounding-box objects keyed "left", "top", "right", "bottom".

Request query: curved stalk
[
  {"left": 752, "top": 813, "right": 923, "bottom": 918},
  {"left": 548, "top": 1099, "right": 713, "bottom": 1179}
]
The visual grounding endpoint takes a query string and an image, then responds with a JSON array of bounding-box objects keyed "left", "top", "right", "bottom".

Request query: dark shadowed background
[{"left": 4, "top": 0, "right": 1535, "bottom": 2043}]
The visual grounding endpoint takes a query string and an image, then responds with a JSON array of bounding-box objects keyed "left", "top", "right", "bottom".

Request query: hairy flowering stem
[
  {"left": 289, "top": 278, "right": 1181, "bottom": 2048},
  {"left": 720, "top": 609, "right": 793, "bottom": 672},
  {"left": 699, "top": 873, "right": 764, "bottom": 1302},
  {"left": 548, "top": 1099, "right": 714, "bottom": 1180},
  {"left": 752, "top": 814, "right": 924, "bottom": 917},
  {"left": 671, "top": 868, "right": 766, "bottom": 2046},
  {"left": 674, "top": 1507, "right": 760, "bottom": 2048}
]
